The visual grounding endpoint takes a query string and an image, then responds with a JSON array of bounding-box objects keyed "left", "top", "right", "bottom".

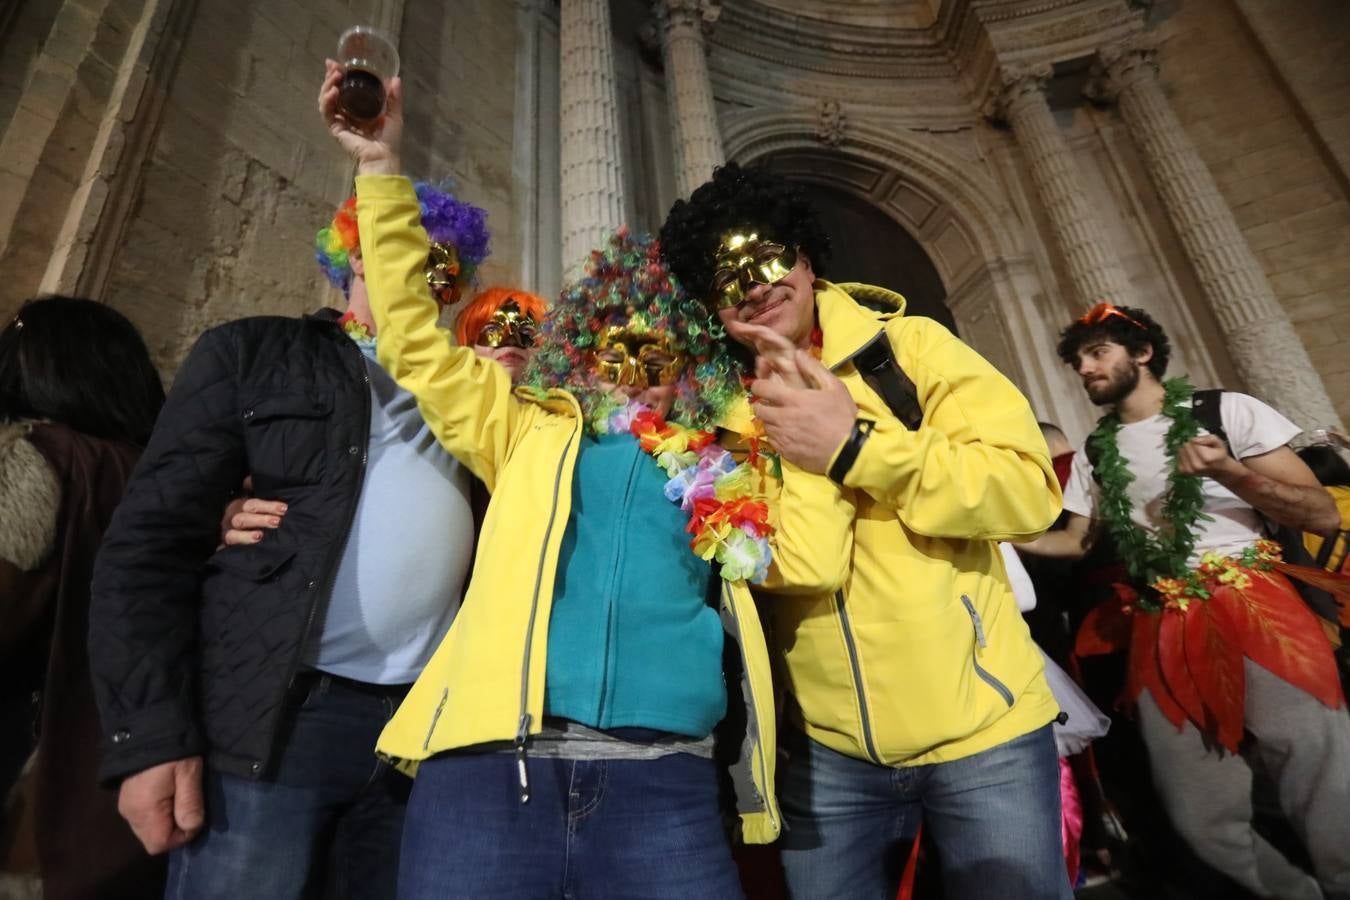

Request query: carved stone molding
[
  {"left": 815, "top": 99, "right": 847, "bottom": 147},
  {"left": 654, "top": 0, "right": 720, "bottom": 38},
  {"left": 1084, "top": 33, "right": 1158, "bottom": 105},
  {"left": 983, "top": 61, "right": 1053, "bottom": 124}
]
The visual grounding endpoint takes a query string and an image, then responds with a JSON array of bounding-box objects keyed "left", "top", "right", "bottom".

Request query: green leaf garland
[{"left": 1088, "top": 376, "right": 1214, "bottom": 608}]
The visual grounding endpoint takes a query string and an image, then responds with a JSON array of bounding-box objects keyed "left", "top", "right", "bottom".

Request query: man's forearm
[
  {"left": 1218, "top": 469, "right": 1340, "bottom": 535},
  {"left": 1017, "top": 527, "right": 1090, "bottom": 560}
]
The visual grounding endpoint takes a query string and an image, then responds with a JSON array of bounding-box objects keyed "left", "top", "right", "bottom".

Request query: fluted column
[
  {"left": 989, "top": 64, "right": 1134, "bottom": 310},
  {"left": 654, "top": 0, "right": 724, "bottom": 196},
  {"left": 1094, "top": 40, "right": 1341, "bottom": 430},
  {"left": 560, "top": 0, "right": 627, "bottom": 269}
]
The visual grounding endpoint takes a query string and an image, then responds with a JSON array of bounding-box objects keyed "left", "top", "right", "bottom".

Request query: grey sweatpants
[{"left": 1138, "top": 658, "right": 1350, "bottom": 900}]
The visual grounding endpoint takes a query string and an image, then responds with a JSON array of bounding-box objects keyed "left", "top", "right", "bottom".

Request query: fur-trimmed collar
[{"left": 0, "top": 419, "right": 61, "bottom": 571}]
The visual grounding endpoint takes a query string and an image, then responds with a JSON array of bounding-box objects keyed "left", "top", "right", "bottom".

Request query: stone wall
[
  {"left": 0, "top": 0, "right": 520, "bottom": 378},
  {"left": 1153, "top": 0, "right": 1350, "bottom": 422},
  {"left": 3, "top": 0, "right": 1346, "bottom": 414}
]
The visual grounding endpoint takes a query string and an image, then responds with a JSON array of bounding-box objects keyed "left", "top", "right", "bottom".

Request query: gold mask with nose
[
  {"left": 475, "top": 299, "right": 538, "bottom": 349},
  {"left": 709, "top": 231, "right": 798, "bottom": 309},
  {"left": 592, "top": 325, "right": 685, "bottom": 389}
]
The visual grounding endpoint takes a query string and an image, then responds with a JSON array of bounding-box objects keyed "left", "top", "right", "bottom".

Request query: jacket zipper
[
  {"left": 271, "top": 327, "right": 371, "bottom": 774},
  {"left": 961, "top": 595, "right": 1013, "bottom": 707},
  {"left": 833, "top": 589, "right": 882, "bottom": 763},
  {"left": 723, "top": 582, "right": 779, "bottom": 831},
  {"left": 512, "top": 423, "right": 579, "bottom": 803}
]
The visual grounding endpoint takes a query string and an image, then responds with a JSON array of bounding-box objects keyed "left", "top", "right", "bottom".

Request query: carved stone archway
[{"left": 724, "top": 112, "right": 1095, "bottom": 438}]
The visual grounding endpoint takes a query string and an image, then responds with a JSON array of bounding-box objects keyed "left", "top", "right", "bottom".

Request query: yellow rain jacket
[
  {"left": 352, "top": 174, "right": 847, "bottom": 843},
  {"left": 755, "top": 281, "right": 1064, "bottom": 767}
]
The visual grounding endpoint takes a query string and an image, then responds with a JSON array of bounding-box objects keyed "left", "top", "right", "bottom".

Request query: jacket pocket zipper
[
  {"left": 834, "top": 590, "right": 882, "bottom": 763},
  {"left": 960, "top": 595, "right": 1013, "bottom": 707}
]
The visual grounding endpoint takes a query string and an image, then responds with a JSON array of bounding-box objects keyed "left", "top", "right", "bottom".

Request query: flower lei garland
[
  {"left": 1088, "top": 376, "right": 1213, "bottom": 611},
  {"left": 1143, "top": 539, "right": 1283, "bottom": 612},
  {"left": 338, "top": 311, "right": 376, "bottom": 351},
  {"left": 606, "top": 400, "right": 774, "bottom": 584}
]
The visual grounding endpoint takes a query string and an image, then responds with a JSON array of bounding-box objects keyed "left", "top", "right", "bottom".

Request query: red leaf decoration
[
  {"left": 1125, "top": 613, "right": 1188, "bottom": 728},
  {"left": 1219, "top": 573, "right": 1344, "bottom": 711},
  {"left": 1270, "top": 560, "right": 1350, "bottom": 601},
  {"left": 1075, "top": 591, "right": 1133, "bottom": 657},
  {"left": 1157, "top": 609, "right": 1206, "bottom": 728},
  {"left": 1183, "top": 597, "right": 1246, "bottom": 752}
]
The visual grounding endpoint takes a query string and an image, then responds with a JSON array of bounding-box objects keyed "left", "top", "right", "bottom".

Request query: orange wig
[{"left": 455, "top": 286, "right": 549, "bottom": 347}]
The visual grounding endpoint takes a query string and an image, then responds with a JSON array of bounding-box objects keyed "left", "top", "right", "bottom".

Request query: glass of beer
[{"left": 335, "top": 26, "right": 399, "bottom": 124}]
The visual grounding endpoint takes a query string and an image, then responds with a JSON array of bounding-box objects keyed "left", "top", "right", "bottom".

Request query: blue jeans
[
  {"left": 778, "top": 724, "right": 1070, "bottom": 900},
  {"left": 398, "top": 750, "right": 744, "bottom": 899},
  {"left": 165, "top": 674, "right": 411, "bottom": 900}
]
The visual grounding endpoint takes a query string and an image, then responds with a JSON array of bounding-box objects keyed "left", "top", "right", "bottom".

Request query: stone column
[
  {"left": 559, "top": 0, "right": 628, "bottom": 270},
  {"left": 1094, "top": 40, "right": 1342, "bottom": 430},
  {"left": 653, "top": 0, "right": 724, "bottom": 197},
  {"left": 989, "top": 64, "right": 1134, "bottom": 310}
]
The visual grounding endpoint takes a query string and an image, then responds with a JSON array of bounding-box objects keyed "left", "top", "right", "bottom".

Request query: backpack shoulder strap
[
  {"left": 1190, "top": 388, "right": 1230, "bottom": 455},
  {"left": 847, "top": 331, "right": 923, "bottom": 431}
]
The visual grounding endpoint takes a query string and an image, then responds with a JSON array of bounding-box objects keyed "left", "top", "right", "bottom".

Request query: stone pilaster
[
  {"left": 653, "top": 0, "right": 724, "bottom": 197},
  {"left": 1093, "top": 39, "right": 1342, "bottom": 430},
  {"left": 989, "top": 64, "right": 1135, "bottom": 310},
  {"left": 559, "top": 0, "right": 628, "bottom": 270}
]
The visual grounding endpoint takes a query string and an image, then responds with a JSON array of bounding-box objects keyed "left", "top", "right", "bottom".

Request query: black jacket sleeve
[{"left": 89, "top": 326, "right": 246, "bottom": 783}]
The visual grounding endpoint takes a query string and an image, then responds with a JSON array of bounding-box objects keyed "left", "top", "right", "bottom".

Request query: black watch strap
[{"left": 828, "top": 417, "right": 876, "bottom": 485}]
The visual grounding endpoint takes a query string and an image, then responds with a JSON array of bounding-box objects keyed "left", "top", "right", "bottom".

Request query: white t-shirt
[
  {"left": 1062, "top": 392, "right": 1300, "bottom": 567},
  {"left": 999, "top": 542, "right": 1038, "bottom": 613}
]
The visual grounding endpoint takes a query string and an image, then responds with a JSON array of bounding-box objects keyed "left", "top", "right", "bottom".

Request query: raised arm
[
  {"left": 319, "top": 61, "right": 528, "bottom": 488},
  {"left": 355, "top": 174, "right": 525, "bottom": 489}
]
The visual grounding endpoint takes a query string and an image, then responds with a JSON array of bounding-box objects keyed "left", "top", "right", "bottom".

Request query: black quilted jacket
[{"left": 90, "top": 311, "right": 372, "bottom": 783}]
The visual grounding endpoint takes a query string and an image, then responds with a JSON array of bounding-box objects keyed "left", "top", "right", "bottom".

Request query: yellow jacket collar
[{"left": 815, "top": 281, "right": 907, "bottom": 371}]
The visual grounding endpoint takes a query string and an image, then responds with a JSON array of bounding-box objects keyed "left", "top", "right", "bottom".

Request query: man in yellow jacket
[{"left": 660, "top": 164, "right": 1069, "bottom": 899}]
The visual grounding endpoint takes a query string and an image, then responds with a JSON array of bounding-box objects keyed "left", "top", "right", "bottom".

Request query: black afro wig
[{"left": 658, "top": 162, "right": 832, "bottom": 303}]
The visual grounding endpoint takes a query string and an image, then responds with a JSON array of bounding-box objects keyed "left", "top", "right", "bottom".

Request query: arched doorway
[{"left": 795, "top": 182, "right": 957, "bottom": 334}]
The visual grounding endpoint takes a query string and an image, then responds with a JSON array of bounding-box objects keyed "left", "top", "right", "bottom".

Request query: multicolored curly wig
[
  {"left": 314, "top": 180, "right": 492, "bottom": 296},
  {"left": 522, "top": 230, "right": 744, "bottom": 431},
  {"left": 456, "top": 286, "right": 549, "bottom": 347},
  {"left": 658, "top": 161, "right": 832, "bottom": 305}
]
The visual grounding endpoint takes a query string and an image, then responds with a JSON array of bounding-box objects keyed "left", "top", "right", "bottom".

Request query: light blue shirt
[{"left": 308, "top": 343, "right": 475, "bottom": 684}]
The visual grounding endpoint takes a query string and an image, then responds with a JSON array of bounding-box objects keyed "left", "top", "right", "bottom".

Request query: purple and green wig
[
  {"left": 522, "top": 229, "right": 744, "bottom": 431},
  {"left": 314, "top": 180, "right": 492, "bottom": 297}
]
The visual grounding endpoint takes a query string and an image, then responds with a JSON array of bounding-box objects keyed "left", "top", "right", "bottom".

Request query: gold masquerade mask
[
  {"left": 709, "top": 231, "right": 798, "bottom": 309},
  {"left": 424, "top": 242, "right": 462, "bottom": 305},
  {"left": 476, "top": 298, "right": 538, "bottom": 349},
  {"left": 593, "top": 325, "right": 686, "bottom": 388}
]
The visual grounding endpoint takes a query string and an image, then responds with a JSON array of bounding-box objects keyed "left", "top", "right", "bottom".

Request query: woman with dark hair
[{"left": 0, "top": 296, "right": 166, "bottom": 899}]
